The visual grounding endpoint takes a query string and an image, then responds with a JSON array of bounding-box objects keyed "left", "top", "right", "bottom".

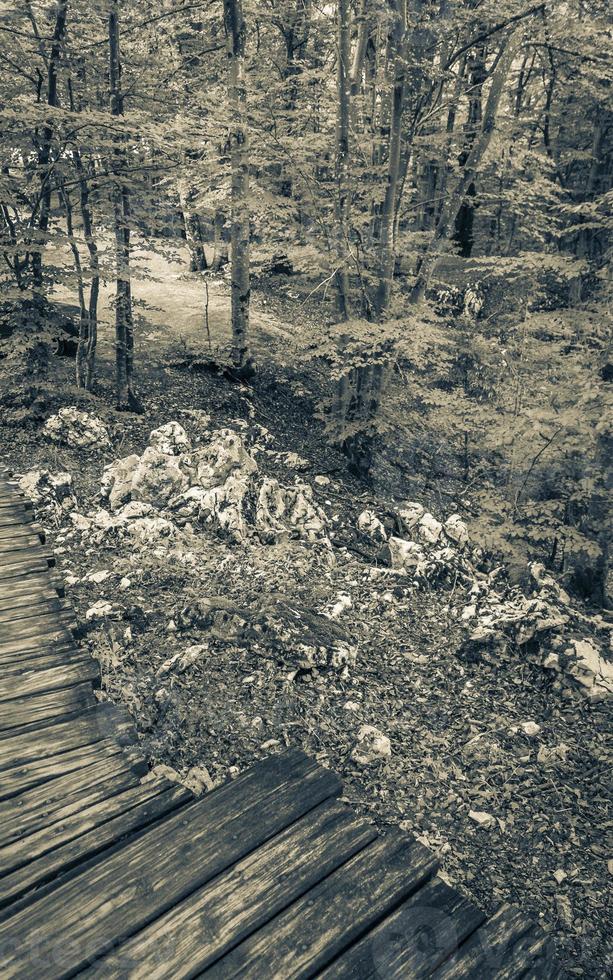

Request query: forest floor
[{"left": 1, "top": 242, "right": 611, "bottom": 978}]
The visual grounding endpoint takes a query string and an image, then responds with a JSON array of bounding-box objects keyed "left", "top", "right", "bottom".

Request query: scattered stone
[
  {"left": 567, "top": 638, "right": 613, "bottom": 698},
  {"left": 343, "top": 700, "right": 360, "bottom": 712},
  {"left": 444, "top": 513, "right": 469, "bottom": 547},
  {"left": 326, "top": 593, "right": 352, "bottom": 619},
  {"left": 357, "top": 510, "right": 387, "bottom": 542},
  {"left": 351, "top": 725, "right": 391, "bottom": 765},
  {"left": 119, "top": 577, "right": 131, "bottom": 590},
  {"left": 314, "top": 475, "right": 331, "bottom": 486},
  {"left": 86, "top": 570, "right": 111, "bottom": 584},
  {"left": 519, "top": 721, "right": 541, "bottom": 737},
  {"left": 387, "top": 537, "right": 424, "bottom": 572},
  {"left": 553, "top": 869, "right": 568, "bottom": 885},
  {"left": 396, "top": 501, "right": 424, "bottom": 531},
  {"left": 18, "top": 470, "right": 76, "bottom": 519},
  {"left": 468, "top": 810, "right": 496, "bottom": 829},
  {"left": 417, "top": 513, "right": 443, "bottom": 545},
  {"left": 261, "top": 738, "right": 281, "bottom": 751},
  {"left": 184, "top": 765, "right": 215, "bottom": 794},
  {"left": 44, "top": 407, "right": 111, "bottom": 449},
  {"left": 85, "top": 600, "right": 114, "bottom": 620}
]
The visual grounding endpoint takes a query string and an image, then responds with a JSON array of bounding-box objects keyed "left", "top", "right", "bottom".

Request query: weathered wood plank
[
  {"left": 0, "top": 571, "right": 64, "bottom": 600},
  {"left": 0, "top": 642, "right": 85, "bottom": 673},
  {"left": 0, "top": 682, "right": 97, "bottom": 734},
  {"left": 0, "top": 750, "right": 147, "bottom": 847},
  {"left": 319, "top": 876, "right": 485, "bottom": 979},
  {"left": 0, "top": 596, "right": 71, "bottom": 625},
  {"left": 0, "top": 735, "right": 131, "bottom": 801},
  {"left": 84, "top": 799, "right": 378, "bottom": 979},
  {"left": 0, "top": 767, "right": 159, "bottom": 876},
  {"left": 0, "top": 555, "right": 55, "bottom": 583},
  {"left": 203, "top": 831, "right": 438, "bottom": 980},
  {"left": 433, "top": 904, "right": 555, "bottom": 979},
  {"left": 0, "top": 538, "right": 48, "bottom": 557},
  {"left": 0, "top": 585, "right": 59, "bottom": 613},
  {"left": 0, "top": 658, "right": 99, "bottom": 702},
  {"left": 0, "top": 526, "right": 43, "bottom": 545},
  {"left": 0, "top": 782, "right": 191, "bottom": 910},
  {"left": 0, "top": 610, "right": 76, "bottom": 647},
  {"left": 0, "top": 702, "right": 136, "bottom": 773},
  {"left": 0, "top": 751, "right": 341, "bottom": 978}
]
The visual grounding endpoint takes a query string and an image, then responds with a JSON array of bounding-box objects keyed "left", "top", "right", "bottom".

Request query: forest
[{"left": 0, "top": 0, "right": 611, "bottom": 975}]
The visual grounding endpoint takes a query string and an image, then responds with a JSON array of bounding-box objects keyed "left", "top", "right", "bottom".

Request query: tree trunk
[
  {"left": 109, "top": 0, "right": 140, "bottom": 411},
  {"left": 410, "top": 31, "right": 520, "bottom": 303},
  {"left": 178, "top": 181, "right": 208, "bottom": 272},
  {"left": 224, "top": 0, "right": 252, "bottom": 375},
  {"left": 334, "top": 0, "right": 352, "bottom": 318},
  {"left": 373, "top": 0, "right": 409, "bottom": 316},
  {"left": 31, "top": 0, "right": 68, "bottom": 302}
]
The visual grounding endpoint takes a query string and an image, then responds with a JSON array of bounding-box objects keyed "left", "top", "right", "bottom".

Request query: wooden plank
[
  {"left": 0, "top": 596, "right": 71, "bottom": 625},
  {"left": 0, "top": 783, "right": 191, "bottom": 910},
  {"left": 0, "top": 766, "right": 157, "bottom": 876},
  {"left": 0, "top": 539, "right": 48, "bottom": 557},
  {"left": 0, "top": 513, "right": 34, "bottom": 529},
  {"left": 0, "top": 585, "right": 59, "bottom": 613},
  {"left": 0, "top": 682, "right": 97, "bottom": 734},
  {"left": 319, "top": 876, "right": 485, "bottom": 980},
  {"left": 0, "top": 657, "right": 99, "bottom": 702},
  {"left": 203, "top": 831, "right": 438, "bottom": 980},
  {"left": 0, "top": 702, "right": 136, "bottom": 773},
  {"left": 0, "top": 609, "right": 76, "bottom": 646},
  {"left": 0, "top": 629, "right": 75, "bottom": 661},
  {"left": 0, "top": 750, "right": 147, "bottom": 847},
  {"left": 433, "top": 905, "right": 554, "bottom": 979},
  {"left": 85, "top": 799, "right": 378, "bottom": 979},
  {"left": 0, "top": 735, "right": 132, "bottom": 800},
  {"left": 0, "top": 555, "right": 55, "bottom": 583},
  {"left": 0, "top": 643, "right": 86, "bottom": 673},
  {"left": 0, "top": 571, "right": 64, "bottom": 600},
  {"left": 0, "top": 750, "right": 341, "bottom": 978},
  {"left": 0, "top": 526, "right": 43, "bottom": 545}
]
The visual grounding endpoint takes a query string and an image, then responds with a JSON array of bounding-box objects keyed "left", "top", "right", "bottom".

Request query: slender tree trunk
[
  {"left": 334, "top": 0, "right": 352, "bottom": 318},
  {"left": 31, "top": 0, "right": 68, "bottom": 302},
  {"left": 178, "top": 181, "right": 208, "bottom": 271},
  {"left": 109, "top": 0, "right": 140, "bottom": 410},
  {"left": 211, "top": 210, "right": 229, "bottom": 270},
  {"left": 410, "top": 32, "right": 520, "bottom": 303},
  {"left": 224, "top": 0, "right": 252, "bottom": 375},
  {"left": 374, "top": 0, "right": 408, "bottom": 316}
]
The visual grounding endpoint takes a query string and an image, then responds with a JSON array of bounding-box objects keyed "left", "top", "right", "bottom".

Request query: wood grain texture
[
  {"left": 433, "top": 904, "right": 554, "bottom": 979},
  {"left": 0, "top": 748, "right": 147, "bottom": 847},
  {"left": 0, "top": 735, "right": 132, "bottom": 800},
  {"left": 319, "top": 875, "right": 485, "bottom": 979},
  {"left": 0, "top": 783, "right": 191, "bottom": 910},
  {"left": 0, "top": 750, "right": 341, "bottom": 978},
  {"left": 0, "top": 656, "right": 100, "bottom": 701},
  {"left": 0, "top": 681, "right": 97, "bottom": 733},
  {"left": 83, "top": 799, "right": 378, "bottom": 979},
  {"left": 203, "top": 830, "right": 438, "bottom": 980}
]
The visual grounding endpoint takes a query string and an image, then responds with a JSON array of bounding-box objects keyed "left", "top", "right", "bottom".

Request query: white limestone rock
[
  {"left": 131, "top": 447, "right": 188, "bottom": 507},
  {"left": 444, "top": 513, "right": 469, "bottom": 547},
  {"left": 44, "top": 407, "right": 111, "bottom": 449},
  {"left": 149, "top": 421, "right": 191, "bottom": 456},
  {"left": 357, "top": 510, "right": 387, "bottom": 542},
  {"left": 351, "top": 725, "right": 392, "bottom": 766}
]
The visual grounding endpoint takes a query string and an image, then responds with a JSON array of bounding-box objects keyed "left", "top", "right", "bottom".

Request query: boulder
[
  {"left": 396, "top": 501, "right": 424, "bottom": 532},
  {"left": 444, "top": 513, "right": 469, "bottom": 547},
  {"left": 255, "top": 478, "right": 328, "bottom": 544},
  {"left": 567, "top": 638, "right": 613, "bottom": 697},
  {"left": 149, "top": 421, "right": 191, "bottom": 456},
  {"left": 351, "top": 726, "right": 391, "bottom": 765},
  {"left": 387, "top": 536, "right": 424, "bottom": 572},
  {"left": 44, "top": 407, "right": 111, "bottom": 449},
  {"left": 100, "top": 454, "right": 139, "bottom": 510},
  {"left": 417, "top": 513, "right": 443, "bottom": 545},
  {"left": 187, "top": 429, "right": 257, "bottom": 489},
  {"left": 131, "top": 447, "right": 188, "bottom": 507},
  {"left": 17, "top": 470, "right": 75, "bottom": 518},
  {"left": 125, "top": 517, "right": 178, "bottom": 545},
  {"left": 357, "top": 510, "right": 387, "bottom": 542}
]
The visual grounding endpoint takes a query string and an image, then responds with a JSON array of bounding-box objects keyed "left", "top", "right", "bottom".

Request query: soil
[{"left": 1, "top": 246, "right": 610, "bottom": 978}]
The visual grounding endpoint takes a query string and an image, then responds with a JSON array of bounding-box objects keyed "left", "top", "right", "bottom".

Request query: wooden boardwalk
[{"left": 0, "top": 471, "right": 559, "bottom": 978}]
